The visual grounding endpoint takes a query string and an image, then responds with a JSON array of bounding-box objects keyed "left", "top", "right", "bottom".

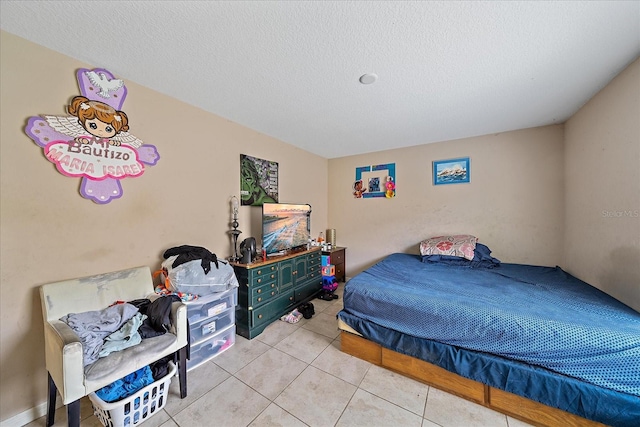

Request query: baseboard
[
  {"left": 0, "top": 399, "right": 62, "bottom": 427},
  {"left": 0, "top": 401, "right": 47, "bottom": 427}
]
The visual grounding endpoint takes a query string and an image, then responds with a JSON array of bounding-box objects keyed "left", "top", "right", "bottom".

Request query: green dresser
[{"left": 232, "top": 248, "right": 322, "bottom": 339}]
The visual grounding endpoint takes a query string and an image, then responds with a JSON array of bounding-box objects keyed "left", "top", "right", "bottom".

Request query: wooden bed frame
[{"left": 340, "top": 331, "right": 605, "bottom": 427}]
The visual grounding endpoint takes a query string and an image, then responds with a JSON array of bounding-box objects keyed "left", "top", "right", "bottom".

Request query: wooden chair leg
[
  {"left": 178, "top": 346, "right": 188, "bottom": 398},
  {"left": 66, "top": 399, "right": 80, "bottom": 427},
  {"left": 46, "top": 373, "right": 57, "bottom": 427}
]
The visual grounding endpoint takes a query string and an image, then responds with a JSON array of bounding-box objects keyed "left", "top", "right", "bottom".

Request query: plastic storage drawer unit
[
  {"left": 186, "top": 287, "right": 238, "bottom": 324},
  {"left": 189, "top": 305, "right": 235, "bottom": 343},
  {"left": 186, "top": 324, "right": 236, "bottom": 372}
]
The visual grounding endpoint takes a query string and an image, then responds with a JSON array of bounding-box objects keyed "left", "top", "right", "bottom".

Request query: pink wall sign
[{"left": 24, "top": 68, "right": 160, "bottom": 204}]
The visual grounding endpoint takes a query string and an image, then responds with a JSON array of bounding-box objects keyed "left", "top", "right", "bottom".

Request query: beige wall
[
  {"left": 0, "top": 31, "right": 328, "bottom": 422},
  {"left": 328, "top": 125, "right": 565, "bottom": 274},
  {"left": 564, "top": 57, "right": 640, "bottom": 312}
]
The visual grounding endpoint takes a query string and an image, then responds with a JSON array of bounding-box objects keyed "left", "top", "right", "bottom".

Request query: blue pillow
[
  {"left": 421, "top": 243, "right": 500, "bottom": 268},
  {"left": 473, "top": 243, "right": 501, "bottom": 263}
]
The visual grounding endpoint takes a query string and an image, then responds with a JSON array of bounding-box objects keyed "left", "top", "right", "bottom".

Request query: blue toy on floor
[{"left": 318, "top": 275, "right": 339, "bottom": 301}]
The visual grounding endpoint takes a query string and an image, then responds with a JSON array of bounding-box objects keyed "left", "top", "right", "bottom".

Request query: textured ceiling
[{"left": 1, "top": 1, "right": 639, "bottom": 158}]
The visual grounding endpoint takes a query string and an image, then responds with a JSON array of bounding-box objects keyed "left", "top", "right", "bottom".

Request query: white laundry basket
[{"left": 88, "top": 361, "right": 176, "bottom": 427}]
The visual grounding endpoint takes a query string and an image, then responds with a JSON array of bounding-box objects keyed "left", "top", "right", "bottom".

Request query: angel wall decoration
[{"left": 24, "top": 68, "right": 160, "bottom": 204}]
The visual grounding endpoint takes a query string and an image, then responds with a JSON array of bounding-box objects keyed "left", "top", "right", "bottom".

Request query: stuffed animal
[{"left": 385, "top": 176, "right": 396, "bottom": 198}]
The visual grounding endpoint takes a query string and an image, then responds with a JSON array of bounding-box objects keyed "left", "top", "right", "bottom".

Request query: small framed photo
[{"left": 433, "top": 157, "right": 470, "bottom": 185}]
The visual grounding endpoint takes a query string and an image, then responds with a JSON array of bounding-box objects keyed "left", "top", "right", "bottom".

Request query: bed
[{"left": 337, "top": 239, "right": 640, "bottom": 427}]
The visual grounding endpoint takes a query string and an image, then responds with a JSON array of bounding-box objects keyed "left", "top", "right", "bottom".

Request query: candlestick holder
[{"left": 228, "top": 196, "right": 242, "bottom": 261}]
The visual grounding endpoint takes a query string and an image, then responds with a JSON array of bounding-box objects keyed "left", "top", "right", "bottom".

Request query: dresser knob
[
  {"left": 271, "top": 291, "right": 275, "bottom": 296},
  {"left": 258, "top": 297, "right": 262, "bottom": 302},
  {"left": 258, "top": 314, "right": 263, "bottom": 319},
  {"left": 257, "top": 278, "right": 262, "bottom": 283},
  {"left": 257, "top": 289, "right": 262, "bottom": 293}
]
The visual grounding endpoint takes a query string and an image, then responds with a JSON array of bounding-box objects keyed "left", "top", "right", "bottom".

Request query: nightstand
[{"left": 322, "top": 246, "right": 346, "bottom": 282}]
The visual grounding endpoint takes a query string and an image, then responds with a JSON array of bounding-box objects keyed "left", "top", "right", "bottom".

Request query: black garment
[
  {"left": 128, "top": 299, "right": 150, "bottom": 313},
  {"left": 146, "top": 295, "right": 181, "bottom": 333},
  {"left": 128, "top": 295, "right": 181, "bottom": 339},
  {"left": 149, "top": 355, "right": 173, "bottom": 381},
  {"left": 163, "top": 245, "right": 220, "bottom": 274}
]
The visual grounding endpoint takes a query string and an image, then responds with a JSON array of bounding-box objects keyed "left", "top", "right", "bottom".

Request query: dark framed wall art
[{"left": 240, "top": 154, "right": 278, "bottom": 206}]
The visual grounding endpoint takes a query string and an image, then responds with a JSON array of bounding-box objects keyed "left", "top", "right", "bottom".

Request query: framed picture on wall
[
  {"left": 354, "top": 163, "right": 396, "bottom": 198},
  {"left": 433, "top": 157, "right": 470, "bottom": 185},
  {"left": 240, "top": 154, "right": 279, "bottom": 205}
]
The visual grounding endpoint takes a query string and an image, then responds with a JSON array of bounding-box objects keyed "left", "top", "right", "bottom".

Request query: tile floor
[{"left": 29, "top": 283, "right": 534, "bottom": 427}]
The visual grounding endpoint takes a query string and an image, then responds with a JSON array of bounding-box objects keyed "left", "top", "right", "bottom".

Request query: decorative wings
[{"left": 43, "top": 115, "right": 144, "bottom": 148}]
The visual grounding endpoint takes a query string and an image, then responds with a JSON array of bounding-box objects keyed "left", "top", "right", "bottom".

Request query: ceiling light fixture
[{"left": 359, "top": 73, "right": 378, "bottom": 84}]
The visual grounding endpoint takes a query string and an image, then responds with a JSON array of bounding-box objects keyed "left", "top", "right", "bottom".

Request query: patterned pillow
[
  {"left": 419, "top": 235, "right": 477, "bottom": 260},
  {"left": 421, "top": 244, "right": 501, "bottom": 268}
]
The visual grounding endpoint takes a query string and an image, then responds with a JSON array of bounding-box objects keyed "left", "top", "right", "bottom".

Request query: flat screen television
[{"left": 262, "top": 203, "right": 311, "bottom": 255}]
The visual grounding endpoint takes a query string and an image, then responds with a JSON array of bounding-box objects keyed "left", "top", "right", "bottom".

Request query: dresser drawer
[
  {"left": 249, "top": 265, "right": 278, "bottom": 285},
  {"left": 295, "top": 280, "right": 321, "bottom": 302},
  {"left": 251, "top": 291, "right": 294, "bottom": 328},
  {"left": 308, "top": 263, "right": 321, "bottom": 277},
  {"left": 331, "top": 250, "right": 345, "bottom": 264},
  {"left": 308, "top": 251, "right": 321, "bottom": 264},
  {"left": 251, "top": 281, "right": 278, "bottom": 307}
]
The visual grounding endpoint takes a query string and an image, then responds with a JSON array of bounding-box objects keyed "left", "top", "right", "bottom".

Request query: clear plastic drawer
[
  {"left": 186, "top": 287, "right": 238, "bottom": 324},
  {"left": 186, "top": 325, "right": 236, "bottom": 372},
  {"left": 190, "top": 306, "right": 235, "bottom": 344}
]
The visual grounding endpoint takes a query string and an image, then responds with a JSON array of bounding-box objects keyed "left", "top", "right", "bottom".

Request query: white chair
[{"left": 40, "top": 266, "right": 188, "bottom": 427}]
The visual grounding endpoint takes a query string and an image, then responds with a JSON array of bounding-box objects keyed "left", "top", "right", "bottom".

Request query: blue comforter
[{"left": 339, "top": 253, "right": 640, "bottom": 396}]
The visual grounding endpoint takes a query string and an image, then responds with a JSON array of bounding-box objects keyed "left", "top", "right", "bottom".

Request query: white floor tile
[
  {"left": 213, "top": 335, "right": 271, "bottom": 374},
  {"left": 274, "top": 366, "right": 357, "bottom": 427},
  {"left": 256, "top": 318, "right": 305, "bottom": 346},
  {"left": 248, "top": 403, "right": 308, "bottom": 427},
  {"left": 336, "top": 388, "right": 423, "bottom": 427},
  {"left": 275, "top": 327, "right": 333, "bottom": 364},
  {"left": 424, "top": 388, "right": 508, "bottom": 427},
  {"left": 300, "top": 312, "right": 341, "bottom": 339},
  {"left": 164, "top": 360, "right": 230, "bottom": 416},
  {"left": 311, "top": 340, "right": 371, "bottom": 386},
  {"left": 235, "top": 348, "right": 308, "bottom": 400},
  {"left": 358, "top": 364, "right": 429, "bottom": 416},
  {"left": 172, "top": 376, "right": 270, "bottom": 427}
]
